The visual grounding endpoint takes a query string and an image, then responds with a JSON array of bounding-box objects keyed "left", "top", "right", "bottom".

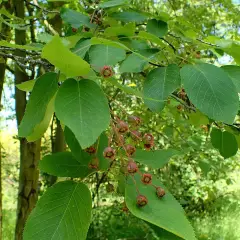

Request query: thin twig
[{"left": 171, "top": 94, "right": 196, "bottom": 112}]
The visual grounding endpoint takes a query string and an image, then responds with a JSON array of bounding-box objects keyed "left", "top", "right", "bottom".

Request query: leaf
[
  {"left": 99, "top": 0, "right": 130, "bottom": 8},
  {"left": 188, "top": 110, "right": 209, "bottom": 127},
  {"left": 221, "top": 65, "right": 240, "bottom": 92},
  {"left": 210, "top": 128, "right": 238, "bottom": 159},
  {"left": 125, "top": 174, "right": 196, "bottom": 240},
  {"left": 23, "top": 181, "right": 92, "bottom": 240},
  {"left": 42, "top": 35, "right": 90, "bottom": 77},
  {"left": 89, "top": 44, "right": 126, "bottom": 68},
  {"left": 0, "top": 40, "right": 40, "bottom": 51},
  {"left": 16, "top": 80, "right": 35, "bottom": 92},
  {"left": 96, "top": 133, "right": 110, "bottom": 170},
  {"left": 60, "top": 8, "right": 95, "bottom": 29},
  {"left": 146, "top": 19, "right": 168, "bottom": 38},
  {"left": 55, "top": 78, "right": 110, "bottom": 149},
  {"left": 71, "top": 38, "right": 91, "bottom": 58},
  {"left": 91, "top": 37, "right": 129, "bottom": 50},
  {"left": 18, "top": 73, "right": 58, "bottom": 140},
  {"left": 110, "top": 11, "right": 148, "bottom": 23},
  {"left": 143, "top": 64, "right": 181, "bottom": 111},
  {"left": 104, "top": 23, "right": 135, "bottom": 37},
  {"left": 133, "top": 149, "right": 181, "bottom": 169},
  {"left": 138, "top": 31, "right": 165, "bottom": 47},
  {"left": 39, "top": 152, "right": 94, "bottom": 178},
  {"left": 181, "top": 63, "right": 239, "bottom": 124},
  {"left": 120, "top": 49, "right": 159, "bottom": 73}
]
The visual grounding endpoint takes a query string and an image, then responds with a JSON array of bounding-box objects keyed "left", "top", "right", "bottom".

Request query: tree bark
[{"left": 13, "top": 1, "right": 41, "bottom": 239}]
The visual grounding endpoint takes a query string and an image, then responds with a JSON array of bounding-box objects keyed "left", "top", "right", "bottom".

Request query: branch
[
  {"left": 24, "top": 0, "right": 59, "bottom": 14},
  {"left": 196, "top": 38, "right": 219, "bottom": 47},
  {"left": 171, "top": 93, "right": 196, "bottom": 112},
  {"left": 160, "top": 37, "right": 176, "bottom": 52}
]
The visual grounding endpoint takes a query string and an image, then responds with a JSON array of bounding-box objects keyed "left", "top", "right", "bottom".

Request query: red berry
[
  {"left": 144, "top": 143, "right": 154, "bottom": 151},
  {"left": 143, "top": 133, "right": 154, "bottom": 144},
  {"left": 131, "top": 130, "right": 142, "bottom": 141},
  {"left": 85, "top": 146, "right": 96, "bottom": 154},
  {"left": 103, "top": 147, "right": 116, "bottom": 160},
  {"left": 116, "top": 121, "right": 129, "bottom": 134},
  {"left": 127, "top": 160, "right": 138, "bottom": 174},
  {"left": 141, "top": 173, "right": 152, "bottom": 185},
  {"left": 125, "top": 144, "right": 136, "bottom": 156},
  {"left": 156, "top": 187, "right": 165, "bottom": 198},
  {"left": 88, "top": 157, "right": 99, "bottom": 169},
  {"left": 128, "top": 115, "right": 141, "bottom": 127},
  {"left": 72, "top": 27, "right": 77, "bottom": 32},
  {"left": 100, "top": 65, "right": 114, "bottom": 78},
  {"left": 136, "top": 194, "right": 148, "bottom": 207}
]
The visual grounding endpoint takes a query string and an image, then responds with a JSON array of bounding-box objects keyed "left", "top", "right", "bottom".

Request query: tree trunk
[{"left": 13, "top": 1, "right": 41, "bottom": 239}]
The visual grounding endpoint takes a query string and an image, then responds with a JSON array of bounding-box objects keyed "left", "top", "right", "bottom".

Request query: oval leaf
[
  {"left": 210, "top": 128, "right": 238, "bottom": 159},
  {"left": 134, "top": 149, "right": 181, "bottom": 169},
  {"left": 18, "top": 72, "right": 58, "bottom": 139},
  {"left": 143, "top": 64, "right": 181, "bottom": 111},
  {"left": 23, "top": 181, "right": 92, "bottom": 240},
  {"left": 16, "top": 79, "right": 35, "bottom": 92},
  {"left": 42, "top": 36, "right": 90, "bottom": 77},
  {"left": 125, "top": 174, "right": 196, "bottom": 240},
  {"left": 181, "top": 63, "right": 239, "bottom": 124},
  {"left": 146, "top": 19, "right": 168, "bottom": 38},
  {"left": 72, "top": 38, "right": 91, "bottom": 58},
  {"left": 55, "top": 79, "right": 110, "bottom": 149},
  {"left": 110, "top": 11, "right": 148, "bottom": 23},
  {"left": 99, "top": 0, "right": 130, "bottom": 8}
]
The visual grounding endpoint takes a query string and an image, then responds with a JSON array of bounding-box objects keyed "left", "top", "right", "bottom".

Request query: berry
[
  {"left": 85, "top": 146, "right": 96, "bottom": 154},
  {"left": 100, "top": 65, "right": 114, "bottom": 78},
  {"left": 122, "top": 202, "right": 129, "bottom": 212},
  {"left": 144, "top": 143, "right": 154, "bottom": 151},
  {"left": 177, "top": 104, "right": 183, "bottom": 111},
  {"left": 143, "top": 133, "right": 154, "bottom": 144},
  {"left": 103, "top": 147, "right": 116, "bottom": 160},
  {"left": 115, "top": 134, "right": 125, "bottom": 146},
  {"left": 136, "top": 194, "right": 148, "bottom": 207},
  {"left": 127, "top": 160, "right": 138, "bottom": 174},
  {"left": 131, "top": 130, "right": 142, "bottom": 141},
  {"left": 116, "top": 121, "right": 129, "bottom": 134},
  {"left": 141, "top": 173, "right": 152, "bottom": 185},
  {"left": 156, "top": 187, "right": 165, "bottom": 198},
  {"left": 201, "top": 125, "right": 208, "bottom": 133},
  {"left": 72, "top": 27, "right": 77, "bottom": 32},
  {"left": 88, "top": 157, "right": 99, "bottom": 169},
  {"left": 106, "top": 183, "right": 114, "bottom": 192},
  {"left": 128, "top": 115, "right": 141, "bottom": 127},
  {"left": 125, "top": 144, "right": 136, "bottom": 156},
  {"left": 178, "top": 89, "right": 187, "bottom": 100}
]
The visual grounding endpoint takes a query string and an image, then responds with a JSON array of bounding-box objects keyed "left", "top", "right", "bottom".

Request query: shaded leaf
[
  {"left": 221, "top": 65, "right": 240, "bottom": 92},
  {"left": 42, "top": 35, "right": 90, "bottom": 77},
  {"left": 210, "top": 128, "right": 238, "bottom": 159},
  {"left": 146, "top": 19, "right": 168, "bottom": 38},
  {"left": 181, "top": 63, "right": 238, "bottom": 124},
  {"left": 104, "top": 23, "right": 135, "bottom": 37},
  {"left": 125, "top": 174, "right": 196, "bottom": 240},
  {"left": 143, "top": 64, "right": 181, "bottom": 111},
  {"left": 188, "top": 110, "right": 209, "bottom": 127},
  {"left": 110, "top": 11, "right": 148, "bottom": 23},
  {"left": 71, "top": 38, "right": 91, "bottom": 58},
  {"left": 23, "top": 181, "right": 91, "bottom": 240},
  {"left": 55, "top": 79, "right": 110, "bottom": 149},
  {"left": 99, "top": 0, "right": 130, "bottom": 8},
  {"left": 133, "top": 149, "right": 181, "bottom": 169}
]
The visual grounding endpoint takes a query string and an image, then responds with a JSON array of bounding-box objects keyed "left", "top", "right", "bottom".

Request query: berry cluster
[{"left": 84, "top": 114, "right": 165, "bottom": 209}]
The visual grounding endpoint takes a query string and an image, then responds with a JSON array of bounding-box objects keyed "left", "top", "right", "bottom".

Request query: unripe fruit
[
  {"left": 100, "top": 65, "right": 114, "bottom": 78},
  {"left": 85, "top": 146, "right": 96, "bottom": 154},
  {"left": 128, "top": 115, "right": 141, "bottom": 127},
  {"left": 125, "top": 144, "right": 136, "bottom": 156},
  {"left": 106, "top": 183, "right": 114, "bottom": 192},
  {"left": 88, "top": 157, "right": 99, "bottom": 169},
  {"left": 156, "top": 187, "right": 165, "bottom": 198},
  {"left": 143, "top": 133, "right": 154, "bottom": 144},
  {"left": 141, "top": 173, "right": 152, "bottom": 185},
  {"left": 177, "top": 104, "right": 183, "bottom": 111},
  {"left": 116, "top": 121, "right": 129, "bottom": 134},
  {"left": 103, "top": 147, "right": 116, "bottom": 160},
  {"left": 136, "top": 194, "right": 148, "bottom": 207},
  {"left": 127, "top": 160, "right": 138, "bottom": 174},
  {"left": 131, "top": 130, "right": 142, "bottom": 141}
]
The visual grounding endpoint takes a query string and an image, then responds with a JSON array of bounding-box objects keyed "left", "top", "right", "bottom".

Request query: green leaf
[
  {"left": 120, "top": 49, "right": 159, "bottom": 73},
  {"left": 55, "top": 79, "right": 110, "bottom": 149},
  {"left": 143, "top": 64, "right": 181, "bottom": 111},
  {"left": 0, "top": 40, "right": 40, "bottom": 51},
  {"left": 42, "top": 35, "right": 90, "bottom": 77},
  {"left": 146, "top": 19, "right": 168, "bottom": 38},
  {"left": 96, "top": 133, "right": 110, "bottom": 170},
  {"left": 99, "top": 0, "right": 130, "bottom": 8},
  {"left": 138, "top": 31, "right": 165, "bottom": 47},
  {"left": 18, "top": 72, "right": 58, "bottom": 140},
  {"left": 91, "top": 37, "right": 129, "bottom": 50},
  {"left": 39, "top": 152, "right": 94, "bottom": 178},
  {"left": 221, "top": 65, "right": 240, "bottom": 92},
  {"left": 110, "top": 11, "right": 148, "bottom": 23},
  {"left": 125, "top": 174, "right": 196, "bottom": 240},
  {"left": 71, "top": 38, "right": 91, "bottom": 58},
  {"left": 89, "top": 44, "right": 126, "bottom": 68},
  {"left": 23, "top": 181, "right": 92, "bottom": 240},
  {"left": 133, "top": 149, "right": 181, "bottom": 169},
  {"left": 16, "top": 80, "right": 35, "bottom": 92},
  {"left": 104, "top": 23, "right": 135, "bottom": 37},
  {"left": 210, "top": 128, "right": 238, "bottom": 159},
  {"left": 181, "top": 63, "right": 239, "bottom": 124},
  {"left": 187, "top": 110, "right": 209, "bottom": 127},
  {"left": 60, "top": 8, "right": 95, "bottom": 29}
]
